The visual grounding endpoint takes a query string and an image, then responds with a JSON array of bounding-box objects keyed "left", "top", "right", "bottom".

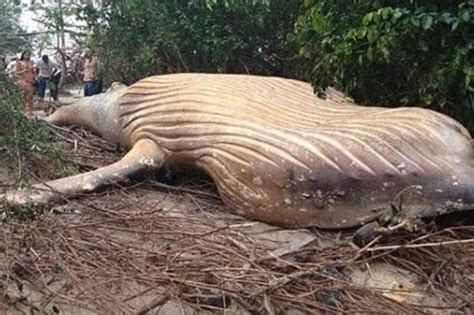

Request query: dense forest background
[{"left": 1, "top": 0, "right": 474, "bottom": 129}]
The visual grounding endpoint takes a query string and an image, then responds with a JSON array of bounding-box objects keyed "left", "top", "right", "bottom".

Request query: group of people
[{"left": 2, "top": 48, "right": 102, "bottom": 114}]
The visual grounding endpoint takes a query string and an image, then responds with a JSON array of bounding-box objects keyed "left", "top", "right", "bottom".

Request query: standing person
[
  {"left": 49, "top": 67, "right": 61, "bottom": 102},
  {"left": 71, "top": 51, "right": 84, "bottom": 84},
  {"left": 14, "top": 51, "right": 36, "bottom": 113},
  {"left": 35, "top": 54, "right": 58, "bottom": 101},
  {"left": 82, "top": 49, "right": 101, "bottom": 97}
]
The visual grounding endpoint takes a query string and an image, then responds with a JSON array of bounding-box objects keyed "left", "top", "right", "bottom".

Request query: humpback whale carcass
[{"left": 4, "top": 73, "right": 474, "bottom": 231}]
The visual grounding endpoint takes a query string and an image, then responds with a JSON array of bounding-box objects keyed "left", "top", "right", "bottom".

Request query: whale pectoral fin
[{"left": 3, "top": 139, "right": 167, "bottom": 206}]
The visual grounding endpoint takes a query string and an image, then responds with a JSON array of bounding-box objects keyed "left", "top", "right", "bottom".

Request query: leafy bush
[
  {"left": 0, "top": 0, "right": 29, "bottom": 54},
  {"left": 292, "top": 0, "right": 474, "bottom": 129},
  {"left": 76, "top": 0, "right": 301, "bottom": 84},
  {"left": 76, "top": 0, "right": 473, "bottom": 131},
  {"left": 0, "top": 73, "right": 77, "bottom": 183}
]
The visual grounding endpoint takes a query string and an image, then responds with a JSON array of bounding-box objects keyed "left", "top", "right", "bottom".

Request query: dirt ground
[{"left": 0, "top": 90, "right": 473, "bottom": 314}]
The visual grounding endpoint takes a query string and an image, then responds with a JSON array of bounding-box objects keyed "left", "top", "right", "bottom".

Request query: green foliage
[
  {"left": 29, "top": 0, "right": 87, "bottom": 49},
  {"left": 292, "top": 0, "right": 474, "bottom": 129},
  {"left": 75, "top": 0, "right": 302, "bottom": 84},
  {"left": 0, "top": 0, "right": 29, "bottom": 54},
  {"left": 0, "top": 73, "right": 79, "bottom": 183},
  {"left": 73, "top": 0, "right": 474, "bottom": 131}
]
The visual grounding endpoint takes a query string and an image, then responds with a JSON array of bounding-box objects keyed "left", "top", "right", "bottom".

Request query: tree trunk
[
  {"left": 57, "top": 47, "right": 68, "bottom": 88},
  {"left": 58, "top": 0, "right": 66, "bottom": 48}
]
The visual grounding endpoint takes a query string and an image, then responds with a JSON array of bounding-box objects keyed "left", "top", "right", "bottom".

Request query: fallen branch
[
  {"left": 136, "top": 295, "right": 170, "bottom": 315},
  {"left": 366, "top": 238, "right": 474, "bottom": 252}
]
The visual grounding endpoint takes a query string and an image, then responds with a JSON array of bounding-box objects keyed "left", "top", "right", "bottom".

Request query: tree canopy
[
  {"left": 74, "top": 0, "right": 301, "bottom": 83},
  {"left": 0, "top": 0, "right": 28, "bottom": 55},
  {"left": 70, "top": 0, "right": 474, "bottom": 129},
  {"left": 294, "top": 0, "right": 474, "bottom": 128},
  {"left": 2, "top": 0, "right": 473, "bottom": 129}
]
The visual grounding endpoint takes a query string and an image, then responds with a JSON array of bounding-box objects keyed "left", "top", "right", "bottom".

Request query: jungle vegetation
[
  {"left": 2, "top": 0, "right": 474, "bottom": 129},
  {"left": 78, "top": 0, "right": 474, "bottom": 130}
]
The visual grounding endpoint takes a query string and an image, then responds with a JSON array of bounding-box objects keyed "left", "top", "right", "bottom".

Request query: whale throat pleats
[{"left": 114, "top": 73, "right": 472, "bottom": 227}]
